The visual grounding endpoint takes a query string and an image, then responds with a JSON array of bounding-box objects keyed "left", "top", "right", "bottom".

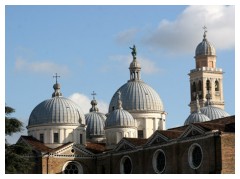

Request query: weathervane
[{"left": 53, "top": 73, "right": 60, "bottom": 83}]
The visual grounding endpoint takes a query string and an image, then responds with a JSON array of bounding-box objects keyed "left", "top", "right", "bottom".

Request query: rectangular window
[
  {"left": 80, "top": 134, "right": 83, "bottom": 144},
  {"left": 40, "top": 133, "right": 44, "bottom": 143},
  {"left": 54, "top": 133, "right": 59, "bottom": 143},
  {"left": 138, "top": 130, "right": 144, "bottom": 138}
]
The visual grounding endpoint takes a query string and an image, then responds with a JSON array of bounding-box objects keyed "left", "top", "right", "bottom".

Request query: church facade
[{"left": 17, "top": 29, "right": 235, "bottom": 174}]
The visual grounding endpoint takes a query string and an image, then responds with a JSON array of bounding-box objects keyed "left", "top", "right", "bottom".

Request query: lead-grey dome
[
  {"left": 200, "top": 105, "right": 230, "bottom": 120},
  {"left": 85, "top": 98, "right": 106, "bottom": 138},
  {"left": 109, "top": 46, "right": 164, "bottom": 113},
  {"left": 106, "top": 91, "right": 136, "bottom": 128},
  {"left": 85, "top": 112, "right": 106, "bottom": 137},
  {"left": 184, "top": 95, "right": 210, "bottom": 125},
  {"left": 184, "top": 111, "right": 211, "bottom": 126},
  {"left": 28, "top": 82, "right": 85, "bottom": 127},
  {"left": 195, "top": 30, "right": 216, "bottom": 56},
  {"left": 109, "top": 81, "right": 164, "bottom": 112}
]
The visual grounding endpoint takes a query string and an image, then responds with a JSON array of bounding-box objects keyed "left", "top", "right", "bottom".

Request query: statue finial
[
  {"left": 203, "top": 26, "right": 207, "bottom": 39},
  {"left": 117, "top": 91, "right": 123, "bottom": 109},
  {"left": 129, "top": 45, "right": 137, "bottom": 59},
  {"left": 195, "top": 94, "right": 200, "bottom": 113}
]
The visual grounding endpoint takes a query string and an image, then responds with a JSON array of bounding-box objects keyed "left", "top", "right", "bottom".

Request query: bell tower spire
[{"left": 188, "top": 28, "right": 224, "bottom": 112}]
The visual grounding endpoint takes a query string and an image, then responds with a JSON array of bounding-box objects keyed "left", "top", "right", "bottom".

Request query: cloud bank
[
  {"left": 15, "top": 57, "right": 70, "bottom": 75},
  {"left": 144, "top": 5, "right": 234, "bottom": 54},
  {"left": 68, "top": 93, "right": 109, "bottom": 114}
]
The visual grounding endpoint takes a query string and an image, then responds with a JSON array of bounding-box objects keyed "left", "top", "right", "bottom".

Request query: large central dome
[
  {"left": 109, "top": 80, "right": 164, "bottom": 112},
  {"left": 109, "top": 45, "right": 164, "bottom": 113}
]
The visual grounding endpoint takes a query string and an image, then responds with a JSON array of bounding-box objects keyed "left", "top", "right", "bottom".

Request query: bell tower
[{"left": 189, "top": 27, "right": 225, "bottom": 112}]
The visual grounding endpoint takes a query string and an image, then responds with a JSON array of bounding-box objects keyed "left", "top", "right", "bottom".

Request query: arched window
[
  {"left": 63, "top": 161, "right": 83, "bottom": 174},
  {"left": 198, "top": 80, "right": 202, "bottom": 99},
  {"left": 120, "top": 156, "right": 133, "bottom": 174},
  {"left": 192, "top": 82, "right": 196, "bottom": 92},
  {"left": 206, "top": 80, "right": 211, "bottom": 91},
  {"left": 215, "top": 80, "right": 219, "bottom": 91},
  {"left": 152, "top": 149, "right": 166, "bottom": 174},
  {"left": 198, "top": 80, "right": 202, "bottom": 91},
  {"left": 191, "top": 82, "right": 197, "bottom": 101},
  {"left": 188, "top": 143, "right": 203, "bottom": 169}
]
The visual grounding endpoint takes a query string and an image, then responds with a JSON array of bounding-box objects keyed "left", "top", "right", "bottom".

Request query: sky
[{"left": 3, "top": 4, "right": 236, "bottom": 146}]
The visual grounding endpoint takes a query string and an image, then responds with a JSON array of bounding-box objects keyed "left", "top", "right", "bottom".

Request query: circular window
[
  {"left": 120, "top": 156, "right": 132, "bottom": 174},
  {"left": 152, "top": 149, "right": 166, "bottom": 173},
  {"left": 63, "top": 161, "right": 83, "bottom": 174},
  {"left": 188, "top": 143, "right": 203, "bottom": 169}
]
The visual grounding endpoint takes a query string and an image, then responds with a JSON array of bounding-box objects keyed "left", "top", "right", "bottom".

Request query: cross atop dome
[
  {"left": 91, "top": 91, "right": 97, "bottom": 100},
  {"left": 52, "top": 73, "right": 62, "bottom": 97},
  {"left": 53, "top": 73, "right": 60, "bottom": 84}
]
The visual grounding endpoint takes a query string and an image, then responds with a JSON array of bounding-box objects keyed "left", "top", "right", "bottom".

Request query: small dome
[
  {"left": 195, "top": 30, "right": 216, "bottom": 56},
  {"left": 85, "top": 112, "right": 106, "bottom": 138},
  {"left": 200, "top": 106, "right": 230, "bottom": 120},
  {"left": 106, "top": 91, "right": 136, "bottom": 128},
  {"left": 184, "top": 95, "right": 210, "bottom": 125},
  {"left": 105, "top": 109, "right": 135, "bottom": 128},
  {"left": 28, "top": 97, "right": 85, "bottom": 126},
  {"left": 109, "top": 81, "right": 164, "bottom": 112},
  {"left": 184, "top": 111, "right": 211, "bottom": 126}
]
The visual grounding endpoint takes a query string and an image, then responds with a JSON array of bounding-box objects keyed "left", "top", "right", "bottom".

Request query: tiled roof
[
  {"left": 123, "top": 138, "right": 148, "bottom": 146},
  {"left": 158, "top": 130, "right": 183, "bottom": 139},
  {"left": 86, "top": 142, "right": 106, "bottom": 154},
  {"left": 20, "top": 136, "right": 51, "bottom": 152}
]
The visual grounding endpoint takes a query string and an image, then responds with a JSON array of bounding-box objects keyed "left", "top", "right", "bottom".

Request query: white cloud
[
  {"left": 15, "top": 57, "right": 70, "bottom": 75},
  {"left": 144, "top": 5, "right": 235, "bottom": 55},
  {"left": 68, "top": 93, "right": 108, "bottom": 114},
  {"left": 109, "top": 55, "right": 160, "bottom": 74},
  {"left": 115, "top": 28, "right": 138, "bottom": 45}
]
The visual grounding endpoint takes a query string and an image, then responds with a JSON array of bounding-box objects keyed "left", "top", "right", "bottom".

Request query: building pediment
[
  {"left": 49, "top": 143, "right": 95, "bottom": 157},
  {"left": 179, "top": 124, "right": 206, "bottom": 139},
  {"left": 145, "top": 131, "right": 169, "bottom": 146},
  {"left": 113, "top": 138, "right": 136, "bottom": 152}
]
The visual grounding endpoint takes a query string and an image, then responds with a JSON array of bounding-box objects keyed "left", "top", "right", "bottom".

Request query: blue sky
[{"left": 4, "top": 5, "right": 235, "bottom": 144}]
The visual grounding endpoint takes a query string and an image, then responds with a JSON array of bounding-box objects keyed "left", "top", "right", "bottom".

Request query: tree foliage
[
  {"left": 5, "top": 105, "right": 34, "bottom": 174},
  {"left": 5, "top": 106, "right": 23, "bottom": 136}
]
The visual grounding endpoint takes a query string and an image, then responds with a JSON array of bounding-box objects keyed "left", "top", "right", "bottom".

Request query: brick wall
[{"left": 220, "top": 133, "right": 235, "bottom": 174}]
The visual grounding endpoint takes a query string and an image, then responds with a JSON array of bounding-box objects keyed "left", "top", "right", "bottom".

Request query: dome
[
  {"left": 109, "top": 80, "right": 164, "bottom": 112},
  {"left": 184, "top": 111, "right": 211, "bottom": 126},
  {"left": 28, "top": 80, "right": 85, "bottom": 127},
  {"left": 195, "top": 30, "right": 216, "bottom": 56},
  {"left": 85, "top": 112, "right": 106, "bottom": 138},
  {"left": 85, "top": 97, "right": 106, "bottom": 138},
  {"left": 28, "top": 97, "right": 85, "bottom": 126},
  {"left": 200, "top": 106, "right": 230, "bottom": 120},
  {"left": 106, "top": 91, "right": 136, "bottom": 128},
  {"left": 184, "top": 95, "right": 210, "bottom": 125}
]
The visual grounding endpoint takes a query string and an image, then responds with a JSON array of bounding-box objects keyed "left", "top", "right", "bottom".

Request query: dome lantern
[
  {"left": 129, "top": 45, "right": 141, "bottom": 81},
  {"left": 195, "top": 26, "right": 216, "bottom": 57},
  {"left": 52, "top": 73, "right": 62, "bottom": 97},
  {"left": 90, "top": 91, "right": 99, "bottom": 112}
]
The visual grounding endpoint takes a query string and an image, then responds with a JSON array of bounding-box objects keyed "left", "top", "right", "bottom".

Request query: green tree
[{"left": 5, "top": 105, "right": 33, "bottom": 174}]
